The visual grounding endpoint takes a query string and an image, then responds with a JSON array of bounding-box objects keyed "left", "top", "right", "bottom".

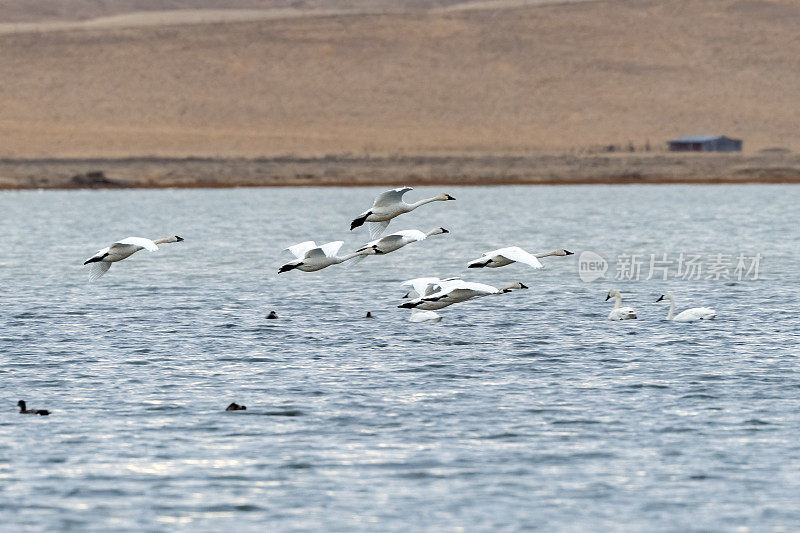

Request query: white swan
[
  {"left": 401, "top": 276, "right": 461, "bottom": 299},
  {"left": 409, "top": 310, "right": 443, "bottom": 323},
  {"left": 355, "top": 227, "right": 449, "bottom": 259},
  {"left": 399, "top": 279, "right": 527, "bottom": 310},
  {"left": 83, "top": 235, "right": 183, "bottom": 280},
  {"left": 656, "top": 292, "right": 716, "bottom": 321},
  {"left": 606, "top": 289, "right": 637, "bottom": 320},
  {"left": 467, "top": 246, "right": 545, "bottom": 270},
  {"left": 279, "top": 241, "right": 359, "bottom": 273},
  {"left": 350, "top": 187, "right": 455, "bottom": 238}
]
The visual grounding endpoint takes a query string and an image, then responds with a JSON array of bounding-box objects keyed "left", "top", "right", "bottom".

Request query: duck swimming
[
  {"left": 226, "top": 402, "right": 246, "bottom": 411},
  {"left": 17, "top": 400, "right": 49, "bottom": 416}
]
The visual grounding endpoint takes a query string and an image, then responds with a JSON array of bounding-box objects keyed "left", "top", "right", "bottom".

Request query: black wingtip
[
  {"left": 467, "top": 263, "right": 483, "bottom": 268},
  {"left": 350, "top": 211, "right": 371, "bottom": 231}
]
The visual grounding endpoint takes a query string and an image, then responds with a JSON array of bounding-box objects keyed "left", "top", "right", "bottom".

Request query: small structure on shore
[{"left": 668, "top": 135, "right": 742, "bottom": 152}]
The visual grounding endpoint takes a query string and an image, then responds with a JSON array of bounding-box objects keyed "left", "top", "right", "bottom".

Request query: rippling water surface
[{"left": 1, "top": 185, "right": 799, "bottom": 531}]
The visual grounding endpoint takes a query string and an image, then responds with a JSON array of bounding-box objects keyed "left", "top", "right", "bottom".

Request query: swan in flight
[
  {"left": 355, "top": 227, "right": 449, "bottom": 259},
  {"left": 656, "top": 292, "right": 716, "bottom": 321},
  {"left": 279, "top": 241, "right": 359, "bottom": 273},
  {"left": 606, "top": 289, "right": 637, "bottom": 320},
  {"left": 467, "top": 246, "right": 548, "bottom": 269},
  {"left": 409, "top": 310, "right": 443, "bottom": 323},
  {"left": 83, "top": 236, "right": 183, "bottom": 280},
  {"left": 399, "top": 278, "right": 527, "bottom": 310},
  {"left": 350, "top": 187, "right": 455, "bottom": 238}
]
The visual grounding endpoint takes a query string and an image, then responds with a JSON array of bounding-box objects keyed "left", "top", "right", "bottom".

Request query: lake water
[{"left": 1, "top": 185, "right": 799, "bottom": 531}]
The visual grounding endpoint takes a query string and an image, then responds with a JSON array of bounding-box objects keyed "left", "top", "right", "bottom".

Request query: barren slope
[{"left": 0, "top": 0, "right": 798, "bottom": 158}]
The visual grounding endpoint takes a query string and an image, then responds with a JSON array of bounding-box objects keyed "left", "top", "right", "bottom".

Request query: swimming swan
[
  {"left": 355, "top": 227, "right": 449, "bottom": 259},
  {"left": 399, "top": 279, "right": 527, "bottom": 310},
  {"left": 350, "top": 187, "right": 455, "bottom": 239},
  {"left": 83, "top": 236, "right": 184, "bottom": 280},
  {"left": 467, "top": 246, "right": 545, "bottom": 270},
  {"left": 656, "top": 292, "right": 716, "bottom": 321},
  {"left": 279, "top": 241, "right": 359, "bottom": 273},
  {"left": 606, "top": 289, "right": 637, "bottom": 320}
]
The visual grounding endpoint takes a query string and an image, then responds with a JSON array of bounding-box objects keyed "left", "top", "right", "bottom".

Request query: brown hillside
[{"left": 0, "top": 0, "right": 799, "bottom": 158}]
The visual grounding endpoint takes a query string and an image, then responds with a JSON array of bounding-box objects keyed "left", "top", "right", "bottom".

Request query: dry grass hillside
[{"left": 1, "top": 0, "right": 799, "bottom": 159}]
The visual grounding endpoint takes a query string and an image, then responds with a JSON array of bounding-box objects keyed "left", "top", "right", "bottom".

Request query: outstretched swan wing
[
  {"left": 113, "top": 237, "right": 158, "bottom": 252},
  {"left": 286, "top": 241, "right": 317, "bottom": 259},
  {"left": 496, "top": 247, "right": 543, "bottom": 269},
  {"left": 367, "top": 221, "right": 390, "bottom": 240},
  {"left": 391, "top": 230, "right": 426, "bottom": 242},
  {"left": 319, "top": 241, "right": 344, "bottom": 258},
  {"left": 372, "top": 186, "right": 412, "bottom": 207},
  {"left": 89, "top": 261, "right": 112, "bottom": 280},
  {"left": 402, "top": 277, "right": 444, "bottom": 297}
]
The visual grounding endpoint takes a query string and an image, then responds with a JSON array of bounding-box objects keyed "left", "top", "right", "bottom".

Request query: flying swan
[
  {"left": 466, "top": 246, "right": 573, "bottom": 269},
  {"left": 354, "top": 227, "right": 449, "bottom": 260},
  {"left": 606, "top": 289, "right": 637, "bottom": 320},
  {"left": 656, "top": 292, "right": 716, "bottom": 321},
  {"left": 279, "top": 241, "right": 359, "bottom": 273},
  {"left": 350, "top": 187, "right": 455, "bottom": 239},
  {"left": 83, "top": 236, "right": 183, "bottom": 280},
  {"left": 398, "top": 278, "right": 528, "bottom": 310}
]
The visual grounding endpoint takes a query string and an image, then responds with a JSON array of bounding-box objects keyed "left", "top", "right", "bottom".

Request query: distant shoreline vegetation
[{"left": 1, "top": 153, "right": 799, "bottom": 189}]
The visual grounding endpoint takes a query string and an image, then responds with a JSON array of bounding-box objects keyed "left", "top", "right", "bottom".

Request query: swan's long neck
[
  {"left": 335, "top": 252, "right": 361, "bottom": 264},
  {"left": 535, "top": 250, "right": 558, "bottom": 258},
  {"left": 613, "top": 293, "right": 622, "bottom": 309},
  {"left": 666, "top": 294, "right": 675, "bottom": 320},
  {"left": 153, "top": 237, "right": 174, "bottom": 244},
  {"left": 407, "top": 197, "right": 442, "bottom": 211}
]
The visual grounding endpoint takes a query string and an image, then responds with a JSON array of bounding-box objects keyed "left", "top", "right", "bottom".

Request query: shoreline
[{"left": 1, "top": 153, "right": 799, "bottom": 190}]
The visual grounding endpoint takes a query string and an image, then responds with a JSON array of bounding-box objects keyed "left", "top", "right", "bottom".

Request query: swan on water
[
  {"left": 399, "top": 278, "right": 528, "bottom": 310},
  {"left": 467, "top": 246, "right": 546, "bottom": 270},
  {"left": 83, "top": 236, "right": 184, "bottom": 280},
  {"left": 656, "top": 292, "right": 716, "bottom": 321},
  {"left": 409, "top": 310, "right": 443, "bottom": 323},
  {"left": 354, "top": 227, "right": 449, "bottom": 259},
  {"left": 350, "top": 187, "right": 455, "bottom": 239},
  {"left": 279, "top": 241, "right": 359, "bottom": 273},
  {"left": 606, "top": 289, "right": 637, "bottom": 320}
]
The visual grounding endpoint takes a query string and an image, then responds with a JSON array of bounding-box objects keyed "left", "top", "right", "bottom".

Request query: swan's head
[
  {"left": 655, "top": 291, "right": 673, "bottom": 303},
  {"left": 606, "top": 289, "right": 621, "bottom": 301},
  {"left": 557, "top": 249, "right": 574, "bottom": 256},
  {"left": 440, "top": 193, "right": 456, "bottom": 201},
  {"left": 502, "top": 282, "right": 528, "bottom": 292},
  {"left": 433, "top": 227, "right": 449, "bottom": 235},
  {"left": 279, "top": 263, "right": 299, "bottom": 273},
  {"left": 174, "top": 236, "right": 184, "bottom": 242}
]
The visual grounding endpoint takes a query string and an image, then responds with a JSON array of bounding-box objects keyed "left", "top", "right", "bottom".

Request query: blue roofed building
[{"left": 668, "top": 135, "right": 742, "bottom": 152}]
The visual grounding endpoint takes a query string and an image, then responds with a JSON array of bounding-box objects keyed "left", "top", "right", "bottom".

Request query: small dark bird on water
[
  {"left": 365, "top": 312, "right": 373, "bottom": 318},
  {"left": 226, "top": 402, "right": 246, "bottom": 411},
  {"left": 266, "top": 311, "right": 278, "bottom": 319},
  {"left": 18, "top": 400, "right": 49, "bottom": 416}
]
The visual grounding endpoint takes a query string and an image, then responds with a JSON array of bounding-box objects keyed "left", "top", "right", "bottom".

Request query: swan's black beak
[
  {"left": 176, "top": 236, "right": 184, "bottom": 242},
  {"left": 441, "top": 228, "right": 449, "bottom": 233},
  {"left": 656, "top": 295, "right": 665, "bottom": 302},
  {"left": 564, "top": 250, "right": 574, "bottom": 255},
  {"left": 519, "top": 283, "right": 528, "bottom": 289},
  {"left": 444, "top": 194, "right": 455, "bottom": 200},
  {"left": 605, "top": 294, "right": 611, "bottom": 301}
]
